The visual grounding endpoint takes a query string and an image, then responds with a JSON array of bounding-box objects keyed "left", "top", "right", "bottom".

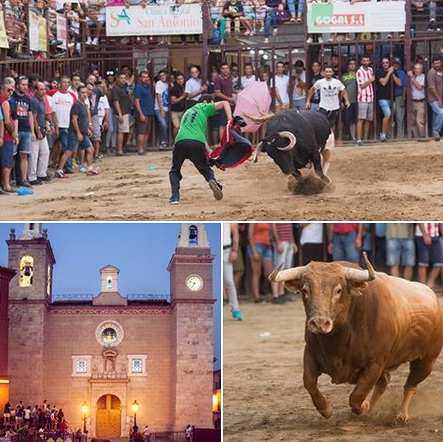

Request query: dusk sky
[{"left": 0, "top": 222, "right": 221, "bottom": 370}]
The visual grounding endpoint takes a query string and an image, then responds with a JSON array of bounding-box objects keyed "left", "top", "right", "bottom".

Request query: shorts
[
  {"left": 117, "top": 114, "right": 131, "bottom": 133},
  {"left": 0, "top": 141, "right": 14, "bottom": 168},
  {"left": 135, "top": 116, "right": 152, "bottom": 135},
  {"left": 378, "top": 99, "right": 392, "bottom": 117},
  {"left": 57, "top": 127, "right": 69, "bottom": 151},
  {"left": 416, "top": 236, "right": 443, "bottom": 267},
  {"left": 14, "top": 131, "right": 31, "bottom": 155},
  {"left": 91, "top": 115, "right": 102, "bottom": 142},
  {"left": 273, "top": 241, "right": 294, "bottom": 269},
  {"left": 171, "top": 111, "right": 184, "bottom": 130},
  {"left": 68, "top": 130, "right": 92, "bottom": 153},
  {"left": 358, "top": 102, "right": 374, "bottom": 121},
  {"left": 247, "top": 242, "right": 273, "bottom": 259},
  {"left": 386, "top": 238, "right": 415, "bottom": 267},
  {"left": 342, "top": 103, "right": 357, "bottom": 126},
  {"left": 319, "top": 108, "right": 338, "bottom": 129}
]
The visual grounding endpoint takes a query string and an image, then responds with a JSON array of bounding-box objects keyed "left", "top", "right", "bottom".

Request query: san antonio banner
[
  {"left": 106, "top": 4, "right": 203, "bottom": 36},
  {"left": 307, "top": 1, "right": 406, "bottom": 34}
]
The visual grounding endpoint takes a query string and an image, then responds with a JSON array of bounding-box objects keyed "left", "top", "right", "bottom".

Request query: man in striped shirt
[{"left": 356, "top": 55, "right": 375, "bottom": 147}]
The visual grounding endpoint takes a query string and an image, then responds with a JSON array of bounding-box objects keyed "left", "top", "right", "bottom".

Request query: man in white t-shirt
[
  {"left": 154, "top": 70, "right": 169, "bottom": 148},
  {"left": 272, "top": 61, "right": 290, "bottom": 112},
  {"left": 306, "top": 65, "right": 350, "bottom": 129},
  {"left": 47, "top": 75, "right": 77, "bottom": 177},
  {"left": 240, "top": 63, "right": 256, "bottom": 90},
  {"left": 184, "top": 65, "right": 207, "bottom": 109}
]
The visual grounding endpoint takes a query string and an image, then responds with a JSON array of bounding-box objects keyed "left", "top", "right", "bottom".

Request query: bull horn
[
  {"left": 276, "top": 131, "right": 297, "bottom": 151},
  {"left": 269, "top": 264, "right": 306, "bottom": 282},
  {"left": 252, "top": 141, "right": 263, "bottom": 163},
  {"left": 344, "top": 253, "right": 376, "bottom": 282},
  {"left": 242, "top": 111, "right": 275, "bottom": 125}
]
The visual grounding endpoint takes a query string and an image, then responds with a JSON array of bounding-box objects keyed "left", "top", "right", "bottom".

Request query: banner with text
[
  {"left": 29, "top": 12, "right": 48, "bottom": 52},
  {"left": 106, "top": 4, "right": 203, "bottom": 36},
  {"left": 0, "top": 12, "right": 9, "bottom": 48},
  {"left": 307, "top": 1, "right": 406, "bottom": 34},
  {"left": 56, "top": 14, "right": 67, "bottom": 50}
]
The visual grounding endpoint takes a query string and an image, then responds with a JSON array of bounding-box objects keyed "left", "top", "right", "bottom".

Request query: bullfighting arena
[
  {"left": 3, "top": 140, "right": 443, "bottom": 220},
  {"left": 223, "top": 297, "right": 443, "bottom": 442}
]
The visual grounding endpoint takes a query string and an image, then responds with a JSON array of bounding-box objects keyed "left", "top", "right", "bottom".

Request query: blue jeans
[
  {"left": 287, "top": 0, "right": 304, "bottom": 15},
  {"left": 264, "top": 8, "right": 277, "bottom": 38},
  {"left": 429, "top": 100, "right": 443, "bottom": 137},
  {"left": 154, "top": 109, "right": 169, "bottom": 144},
  {"left": 332, "top": 231, "right": 359, "bottom": 263},
  {"left": 59, "top": 127, "right": 73, "bottom": 171}
]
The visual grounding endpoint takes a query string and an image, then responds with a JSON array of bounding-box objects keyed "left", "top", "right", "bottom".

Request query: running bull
[
  {"left": 250, "top": 110, "right": 334, "bottom": 190},
  {"left": 269, "top": 252, "right": 443, "bottom": 421}
]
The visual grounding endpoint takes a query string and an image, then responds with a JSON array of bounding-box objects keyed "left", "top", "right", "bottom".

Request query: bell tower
[
  {"left": 168, "top": 223, "right": 213, "bottom": 301},
  {"left": 6, "top": 224, "right": 56, "bottom": 401},
  {"left": 7, "top": 224, "right": 56, "bottom": 302},
  {"left": 168, "top": 224, "right": 215, "bottom": 430}
]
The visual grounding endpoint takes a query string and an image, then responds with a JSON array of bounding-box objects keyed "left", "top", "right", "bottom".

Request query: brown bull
[{"left": 269, "top": 252, "right": 443, "bottom": 421}]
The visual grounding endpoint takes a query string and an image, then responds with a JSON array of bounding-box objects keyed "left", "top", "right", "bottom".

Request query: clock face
[
  {"left": 96, "top": 321, "right": 124, "bottom": 347},
  {"left": 186, "top": 275, "right": 203, "bottom": 292}
]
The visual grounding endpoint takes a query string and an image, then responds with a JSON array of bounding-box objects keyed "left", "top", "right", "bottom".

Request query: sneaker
[
  {"left": 55, "top": 170, "right": 68, "bottom": 178},
  {"left": 160, "top": 142, "right": 169, "bottom": 149},
  {"left": 29, "top": 179, "right": 43, "bottom": 185},
  {"left": 380, "top": 133, "right": 387, "bottom": 142},
  {"left": 120, "top": 37, "right": 130, "bottom": 44},
  {"left": 19, "top": 181, "right": 33, "bottom": 188},
  {"left": 232, "top": 310, "right": 243, "bottom": 320},
  {"left": 272, "top": 28, "right": 278, "bottom": 35},
  {"left": 208, "top": 179, "right": 223, "bottom": 200},
  {"left": 86, "top": 37, "right": 93, "bottom": 45},
  {"left": 306, "top": 37, "right": 313, "bottom": 43},
  {"left": 38, "top": 174, "right": 54, "bottom": 181},
  {"left": 79, "top": 165, "right": 87, "bottom": 173},
  {"left": 355, "top": 140, "right": 364, "bottom": 147},
  {"left": 318, "top": 37, "right": 324, "bottom": 43},
  {"left": 64, "top": 167, "right": 75, "bottom": 174},
  {"left": 92, "top": 37, "right": 99, "bottom": 46},
  {"left": 434, "top": 134, "right": 441, "bottom": 141},
  {"left": 264, "top": 37, "right": 269, "bottom": 44},
  {"left": 170, "top": 198, "right": 180, "bottom": 205}
]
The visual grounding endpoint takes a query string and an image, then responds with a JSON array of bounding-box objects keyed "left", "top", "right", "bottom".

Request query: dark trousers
[{"left": 169, "top": 139, "right": 215, "bottom": 200}]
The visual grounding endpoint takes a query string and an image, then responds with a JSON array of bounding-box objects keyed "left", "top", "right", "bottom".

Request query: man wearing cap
[{"left": 392, "top": 57, "right": 407, "bottom": 139}]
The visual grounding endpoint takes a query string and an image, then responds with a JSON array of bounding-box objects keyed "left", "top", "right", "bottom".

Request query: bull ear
[
  {"left": 285, "top": 279, "right": 302, "bottom": 293},
  {"left": 348, "top": 281, "right": 368, "bottom": 297}
]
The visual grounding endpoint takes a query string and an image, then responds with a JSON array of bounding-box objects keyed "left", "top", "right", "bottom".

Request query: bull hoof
[
  {"left": 393, "top": 411, "right": 409, "bottom": 424},
  {"left": 318, "top": 399, "right": 333, "bottom": 419},
  {"left": 287, "top": 174, "right": 300, "bottom": 192},
  {"left": 321, "top": 175, "right": 333, "bottom": 186}
]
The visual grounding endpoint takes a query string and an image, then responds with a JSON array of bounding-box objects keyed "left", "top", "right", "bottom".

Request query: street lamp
[
  {"left": 81, "top": 402, "right": 89, "bottom": 434},
  {"left": 132, "top": 400, "right": 139, "bottom": 432}
]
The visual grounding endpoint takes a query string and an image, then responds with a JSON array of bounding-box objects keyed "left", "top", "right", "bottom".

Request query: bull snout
[{"left": 308, "top": 316, "right": 333, "bottom": 334}]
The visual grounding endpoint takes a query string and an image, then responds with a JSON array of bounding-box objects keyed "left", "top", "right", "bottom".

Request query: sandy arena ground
[
  {"left": 2, "top": 141, "right": 443, "bottom": 221},
  {"left": 223, "top": 296, "right": 443, "bottom": 442}
]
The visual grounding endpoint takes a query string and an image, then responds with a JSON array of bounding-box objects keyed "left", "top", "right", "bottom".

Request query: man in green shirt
[{"left": 169, "top": 95, "right": 232, "bottom": 205}]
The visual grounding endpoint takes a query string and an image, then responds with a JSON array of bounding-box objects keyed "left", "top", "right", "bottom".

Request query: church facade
[{"left": 1, "top": 223, "right": 216, "bottom": 436}]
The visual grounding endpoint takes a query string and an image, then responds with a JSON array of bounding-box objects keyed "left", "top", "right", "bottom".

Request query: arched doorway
[{"left": 96, "top": 394, "right": 121, "bottom": 437}]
